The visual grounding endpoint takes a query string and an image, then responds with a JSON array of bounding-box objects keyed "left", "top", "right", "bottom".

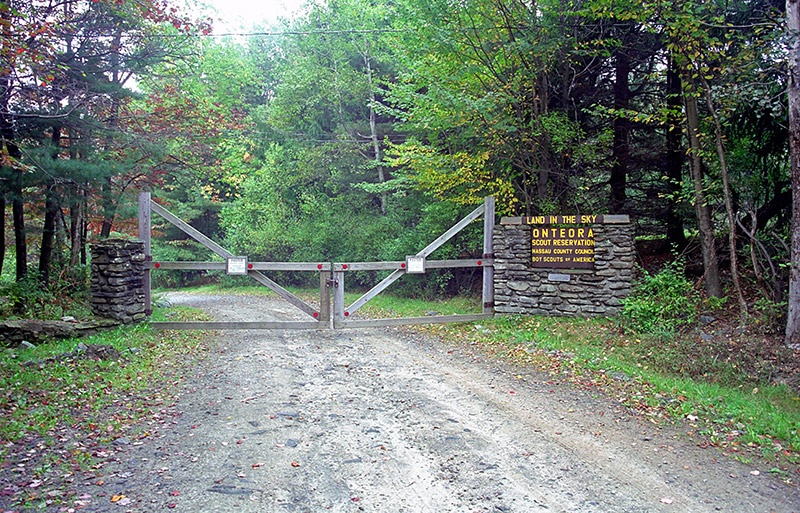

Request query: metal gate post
[
  {"left": 138, "top": 191, "right": 152, "bottom": 316},
  {"left": 319, "top": 269, "right": 331, "bottom": 325},
  {"left": 482, "top": 196, "right": 495, "bottom": 314},
  {"left": 332, "top": 270, "right": 345, "bottom": 329}
]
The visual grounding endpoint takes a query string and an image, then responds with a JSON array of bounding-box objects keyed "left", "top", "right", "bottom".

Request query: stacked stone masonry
[
  {"left": 90, "top": 239, "right": 147, "bottom": 323},
  {"left": 493, "top": 220, "right": 635, "bottom": 317}
]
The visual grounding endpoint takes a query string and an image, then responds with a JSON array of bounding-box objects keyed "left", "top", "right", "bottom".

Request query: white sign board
[
  {"left": 227, "top": 256, "right": 248, "bottom": 275},
  {"left": 406, "top": 255, "right": 426, "bottom": 274}
]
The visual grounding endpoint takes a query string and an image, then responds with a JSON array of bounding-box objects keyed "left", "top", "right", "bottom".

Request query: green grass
[
  {"left": 0, "top": 305, "right": 214, "bottom": 509},
  {"left": 0, "top": 306, "right": 211, "bottom": 443}
]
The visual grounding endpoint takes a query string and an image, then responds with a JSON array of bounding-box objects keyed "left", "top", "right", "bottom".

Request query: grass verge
[{"left": 0, "top": 306, "right": 213, "bottom": 510}]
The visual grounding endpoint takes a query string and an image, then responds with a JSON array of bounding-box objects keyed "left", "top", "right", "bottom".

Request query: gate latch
[{"left": 326, "top": 278, "right": 339, "bottom": 288}]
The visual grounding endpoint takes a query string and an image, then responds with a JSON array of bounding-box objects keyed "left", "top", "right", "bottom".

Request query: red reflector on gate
[
  {"left": 477, "top": 260, "right": 482, "bottom": 266},
  {"left": 344, "top": 311, "right": 350, "bottom": 317},
  {"left": 317, "top": 264, "right": 323, "bottom": 270},
  {"left": 154, "top": 262, "right": 160, "bottom": 268},
  {"left": 313, "top": 312, "right": 319, "bottom": 318},
  {"left": 401, "top": 263, "right": 406, "bottom": 268},
  {"left": 248, "top": 263, "right": 253, "bottom": 269},
  {"left": 342, "top": 264, "right": 348, "bottom": 270}
]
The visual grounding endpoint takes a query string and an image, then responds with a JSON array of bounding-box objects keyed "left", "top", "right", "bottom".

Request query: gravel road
[{"left": 90, "top": 293, "right": 800, "bottom": 512}]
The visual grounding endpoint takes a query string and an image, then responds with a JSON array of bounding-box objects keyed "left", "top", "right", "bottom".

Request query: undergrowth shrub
[
  {"left": 0, "top": 266, "right": 90, "bottom": 319},
  {"left": 2, "top": 272, "right": 50, "bottom": 315},
  {"left": 620, "top": 261, "right": 700, "bottom": 334},
  {"left": 753, "top": 297, "right": 787, "bottom": 334}
]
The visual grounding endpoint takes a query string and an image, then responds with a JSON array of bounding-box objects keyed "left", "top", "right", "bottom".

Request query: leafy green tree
[
  {"left": 384, "top": 0, "right": 610, "bottom": 215},
  {"left": 132, "top": 37, "right": 263, "bottom": 275},
  {"left": 1, "top": 0, "right": 206, "bottom": 286}
]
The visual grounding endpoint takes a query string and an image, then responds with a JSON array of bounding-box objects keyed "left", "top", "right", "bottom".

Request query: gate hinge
[
  {"left": 483, "top": 301, "right": 494, "bottom": 308},
  {"left": 145, "top": 255, "right": 153, "bottom": 262},
  {"left": 482, "top": 253, "right": 494, "bottom": 259}
]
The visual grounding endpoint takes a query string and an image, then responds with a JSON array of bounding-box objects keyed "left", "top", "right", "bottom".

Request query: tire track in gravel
[{"left": 91, "top": 293, "right": 800, "bottom": 513}]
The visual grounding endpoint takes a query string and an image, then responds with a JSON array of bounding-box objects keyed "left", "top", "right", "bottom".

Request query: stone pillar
[
  {"left": 90, "top": 239, "right": 147, "bottom": 323},
  {"left": 494, "top": 218, "right": 635, "bottom": 317}
]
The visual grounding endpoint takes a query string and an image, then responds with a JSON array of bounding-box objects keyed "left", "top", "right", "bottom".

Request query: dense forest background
[{"left": 2, "top": 0, "right": 798, "bottom": 338}]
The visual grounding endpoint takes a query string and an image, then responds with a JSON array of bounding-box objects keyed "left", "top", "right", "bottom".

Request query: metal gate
[{"left": 138, "top": 192, "right": 494, "bottom": 330}]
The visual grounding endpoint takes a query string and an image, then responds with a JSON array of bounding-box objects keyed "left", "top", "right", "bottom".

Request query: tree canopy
[{"left": 3, "top": 0, "right": 799, "bottom": 337}]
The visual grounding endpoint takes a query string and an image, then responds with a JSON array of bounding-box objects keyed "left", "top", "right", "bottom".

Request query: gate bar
[
  {"left": 339, "top": 313, "right": 493, "bottom": 329},
  {"left": 148, "top": 261, "right": 332, "bottom": 271},
  {"left": 328, "top": 259, "right": 491, "bottom": 272}
]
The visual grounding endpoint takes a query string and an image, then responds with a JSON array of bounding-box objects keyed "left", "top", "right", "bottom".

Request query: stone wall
[
  {"left": 493, "top": 219, "right": 635, "bottom": 317},
  {"left": 0, "top": 319, "right": 121, "bottom": 347},
  {"left": 90, "top": 239, "right": 147, "bottom": 323}
]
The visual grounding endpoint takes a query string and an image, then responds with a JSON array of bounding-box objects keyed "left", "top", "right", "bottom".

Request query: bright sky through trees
[{"left": 201, "top": 0, "right": 306, "bottom": 33}]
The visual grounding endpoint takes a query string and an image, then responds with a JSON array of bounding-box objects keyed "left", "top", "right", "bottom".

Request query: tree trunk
[
  {"left": 364, "top": 52, "right": 386, "bottom": 215},
  {"left": 69, "top": 185, "right": 83, "bottom": 267},
  {"left": 786, "top": 0, "right": 800, "bottom": 345},
  {"left": 39, "top": 186, "right": 58, "bottom": 285},
  {"left": 610, "top": 49, "right": 630, "bottom": 214},
  {"left": 702, "top": 77, "right": 747, "bottom": 316},
  {"left": 80, "top": 202, "right": 87, "bottom": 266},
  {"left": 4, "top": 135, "right": 26, "bottom": 281},
  {"left": 99, "top": 178, "right": 115, "bottom": 238},
  {"left": 100, "top": 27, "right": 123, "bottom": 238},
  {"left": 665, "top": 54, "right": 688, "bottom": 250},
  {"left": 683, "top": 77, "right": 723, "bottom": 298},
  {"left": 0, "top": 62, "right": 25, "bottom": 281},
  {"left": 39, "top": 126, "right": 62, "bottom": 285},
  {"left": 11, "top": 182, "right": 26, "bottom": 281},
  {"left": 0, "top": 194, "right": 5, "bottom": 277}
]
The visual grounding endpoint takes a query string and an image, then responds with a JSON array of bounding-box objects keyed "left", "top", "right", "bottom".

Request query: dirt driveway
[{"left": 88, "top": 293, "right": 800, "bottom": 512}]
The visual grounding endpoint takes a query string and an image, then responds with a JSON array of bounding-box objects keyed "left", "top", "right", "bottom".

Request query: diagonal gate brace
[{"left": 148, "top": 201, "right": 319, "bottom": 319}]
